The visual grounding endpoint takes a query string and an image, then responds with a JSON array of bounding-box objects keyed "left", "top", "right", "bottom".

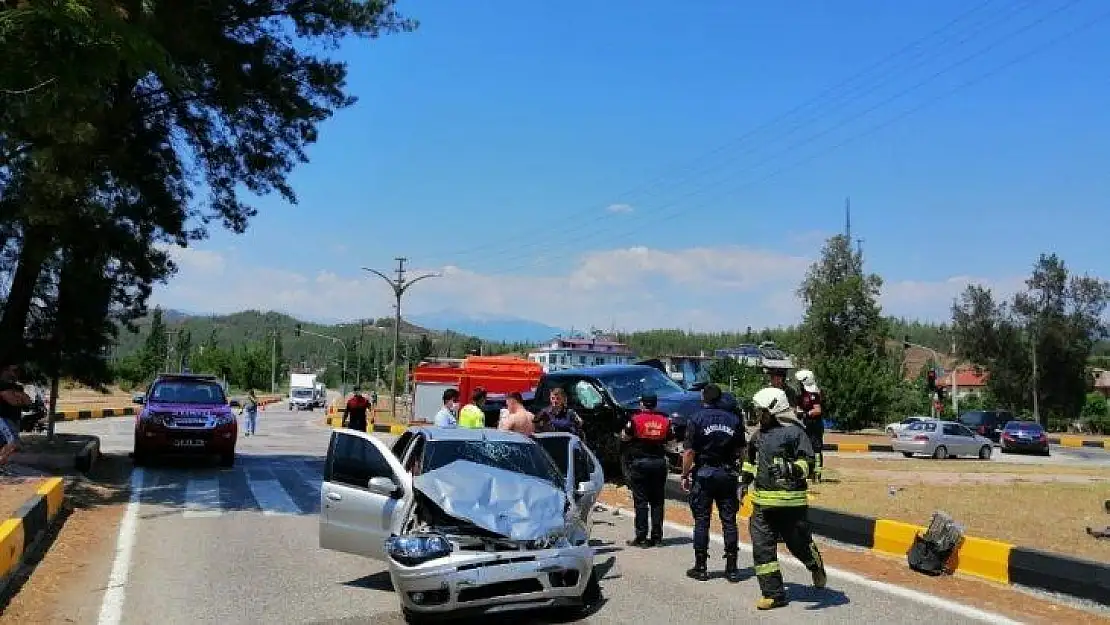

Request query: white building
[{"left": 527, "top": 335, "right": 637, "bottom": 372}]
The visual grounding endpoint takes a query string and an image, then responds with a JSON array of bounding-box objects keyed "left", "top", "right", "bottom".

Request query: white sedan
[
  {"left": 885, "top": 415, "right": 930, "bottom": 436},
  {"left": 891, "top": 419, "right": 994, "bottom": 460},
  {"left": 318, "top": 426, "right": 605, "bottom": 623}
]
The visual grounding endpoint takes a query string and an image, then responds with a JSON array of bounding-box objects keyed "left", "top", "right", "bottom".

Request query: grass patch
[
  {"left": 829, "top": 455, "right": 1110, "bottom": 477},
  {"left": 809, "top": 467, "right": 1110, "bottom": 562}
]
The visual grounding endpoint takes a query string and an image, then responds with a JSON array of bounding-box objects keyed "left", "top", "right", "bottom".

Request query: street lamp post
[{"left": 362, "top": 258, "right": 440, "bottom": 422}]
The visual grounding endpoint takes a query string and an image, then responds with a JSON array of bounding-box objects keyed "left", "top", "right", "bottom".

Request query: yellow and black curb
[
  {"left": 0, "top": 477, "right": 66, "bottom": 597},
  {"left": 323, "top": 414, "right": 408, "bottom": 435},
  {"left": 664, "top": 480, "right": 1109, "bottom": 605},
  {"left": 1047, "top": 436, "right": 1109, "bottom": 449},
  {"left": 52, "top": 394, "right": 282, "bottom": 421},
  {"left": 822, "top": 442, "right": 896, "bottom": 453}
]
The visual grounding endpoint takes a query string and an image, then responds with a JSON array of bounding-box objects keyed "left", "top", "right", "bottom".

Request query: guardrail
[{"left": 663, "top": 479, "right": 1110, "bottom": 605}]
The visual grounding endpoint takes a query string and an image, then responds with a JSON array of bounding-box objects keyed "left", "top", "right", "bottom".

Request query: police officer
[
  {"left": 742, "top": 387, "right": 827, "bottom": 610},
  {"left": 680, "top": 383, "right": 745, "bottom": 583},
  {"left": 795, "top": 369, "right": 825, "bottom": 482},
  {"left": 620, "top": 393, "right": 670, "bottom": 548}
]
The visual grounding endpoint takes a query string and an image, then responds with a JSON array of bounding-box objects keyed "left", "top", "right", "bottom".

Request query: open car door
[
  {"left": 535, "top": 432, "right": 605, "bottom": 524},
  {"left": 320, "top": 429, "right": 413, "bottom": 560}
]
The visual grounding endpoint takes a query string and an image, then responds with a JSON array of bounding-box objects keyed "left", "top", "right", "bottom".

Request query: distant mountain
[{"left": 410, "top": 311, "right": 563, "bottom": 344}]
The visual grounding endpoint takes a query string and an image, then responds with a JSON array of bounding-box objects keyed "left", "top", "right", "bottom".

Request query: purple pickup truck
[{"left": 133, "top": 373, "right": 239, "bottom": 467}]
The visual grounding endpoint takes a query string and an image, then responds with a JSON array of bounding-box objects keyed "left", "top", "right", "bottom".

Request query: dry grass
[
  {"left": 0, "top": 478, "right": 44, "bottom": 520},
  {"left": 829, "top": 455, "right": 1110, "bottom": 478},
  {"left": 811, "top": 465, "right": 1110, "bottom": 562}
]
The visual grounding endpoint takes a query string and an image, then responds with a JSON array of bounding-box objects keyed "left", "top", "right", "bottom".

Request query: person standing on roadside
[
  {"left": 534, "top": 387, "right": 584, "bottom": 437},
  {"left": 620, "top": 393, "right": 670, "bottom": 548},
  {"left": 0, "top": 364, "right": 30, "bottom": 475},
  {"left": 433, "top": 388, "right": 460, "bottom": 428},
  {"left": 794, "top": 369, "right": 825, "bottom": 482},
  {"left": 680, "top": 383, "right": 745, "bottom": 583},
  {"left": 458, "top": 387, "right": 487, "bottom": 429},
  {"left": 743, "top": 386, "right": 827, "bottom": 610},
  {"left": 344, "top": 388, "right": 372, "bottom": 432},
  {"left": 241, "top": 389, "right": 260, "bottom": 436},
  {"left": 498, "top": 392, "right": 535, "bottom": 435},
  {"left": 766, "top": 367, "right": 798, "bottom": 409}
]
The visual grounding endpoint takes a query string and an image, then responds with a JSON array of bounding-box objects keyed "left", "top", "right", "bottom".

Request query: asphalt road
[{"left": 52, "top": 407, "right": 1025, "bottom": 625}]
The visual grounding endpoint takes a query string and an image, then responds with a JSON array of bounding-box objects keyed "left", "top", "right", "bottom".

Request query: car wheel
[
  {"left": 901, "top": 452, "right": 913, "bottom": 458},
  {"left": 932, "top": 445, "right": 948, "bottom": 460},
  {"left": 133, "top": 450, "right": 148, "bottom": 467},
  {"left": 978, "top": 445, "right": 992, "bottom": 460},
  {"left": 219, "top": 452, "right": 235, "bottom": 468}
]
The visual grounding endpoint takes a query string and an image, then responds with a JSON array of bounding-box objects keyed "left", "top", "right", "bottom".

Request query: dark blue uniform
[{"left": 683, "top": 403, "right": 745, "bottom": 559}]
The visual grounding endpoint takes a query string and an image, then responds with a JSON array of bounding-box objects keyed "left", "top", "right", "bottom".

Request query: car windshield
[
  {"left": 423, "top": 440, "right": 563, "bottom": 489},
  {"left": 960, "top": 411, "right": 991, "bottom": 425},
  {"left": 292, "top": 389, "right": 313, "bottom": 398},
  {"left": 600, "top": 369, "right": 687, "bottom": 405},
  {"left": 148, "top": 380, "right": 226, "bottom": 405}
]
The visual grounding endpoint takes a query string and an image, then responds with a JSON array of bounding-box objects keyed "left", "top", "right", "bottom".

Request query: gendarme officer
[{"left": 680, "top": 383, "right": 745, "bottom": 583}]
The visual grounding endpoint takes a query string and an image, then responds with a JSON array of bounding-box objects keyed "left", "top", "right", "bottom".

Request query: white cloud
[
  {"left": 150, "top": 243, "right": 1042, "bottom": 333},
  {"left": 605, "top": 203, "right": 634, "bottom": 214}
]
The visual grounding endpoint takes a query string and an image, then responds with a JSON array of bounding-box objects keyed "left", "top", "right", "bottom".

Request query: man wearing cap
[
  {"left": 795, "top": 369, "right": 826, "bottom": 482},
  {"left": 680, "top": 383, "right": 746, "bottom": 583},
  {"left": 620, "top": 393, "right": 671, "bottom": 547}
]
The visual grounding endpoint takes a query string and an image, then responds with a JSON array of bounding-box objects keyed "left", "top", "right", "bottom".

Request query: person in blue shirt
[
  {"left": 433, "top": 388, "right": 460, "bottom": 428},
  {"left": 680, "top": 383, "right": 746, "bottom": 583}
]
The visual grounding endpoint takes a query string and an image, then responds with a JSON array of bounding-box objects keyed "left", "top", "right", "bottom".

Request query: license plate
[{"left": 172, "top": 439, "right": 205, "bottom": 448}]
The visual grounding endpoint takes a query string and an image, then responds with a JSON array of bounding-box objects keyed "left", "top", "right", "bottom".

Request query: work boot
[
  {"left": 686, "top": 551, "right": 709, "bottom": 581},
  {"left": 626, "top": 537, "right": 650, "bottom": 548},
  {"left": 724, "top": 552, "right": 742, "bottom": 583},
  {"left": 811, "top": 566, "right": 827, "bottom": 589},
  {"left": 756, "top": 596, "right": 788, "bottom": 610},
  {"left": 647, "top": 535, "right": 662, "bottom": 547}
]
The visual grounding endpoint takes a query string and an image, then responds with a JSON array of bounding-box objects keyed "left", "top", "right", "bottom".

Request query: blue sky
[{"left": 154, "top": 0, "right": 1110, "bottom": 332}]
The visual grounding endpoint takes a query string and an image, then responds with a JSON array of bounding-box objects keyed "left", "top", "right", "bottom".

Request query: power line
[
  {"left": 473, "top": 0, "right": 1095, "bottom": 274},
  {"left": 420, "top": 0, "right": 1030, "bottom": 267}
]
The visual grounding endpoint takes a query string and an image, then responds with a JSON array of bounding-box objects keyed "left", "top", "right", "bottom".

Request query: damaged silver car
[{"left": 318, "top": 426, "right": 605, "bottom": 623}]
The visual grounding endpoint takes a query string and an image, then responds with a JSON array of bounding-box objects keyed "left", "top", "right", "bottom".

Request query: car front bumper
[
  {"left": 390, "top": 544, "right": 594, "bottom": 616},
  {"left": 135, "top": 425, "right": 237, "bottom": 455}
]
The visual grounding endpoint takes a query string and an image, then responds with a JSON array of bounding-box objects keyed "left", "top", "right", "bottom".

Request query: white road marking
[
  {"left": 96, "top": 467, "right": 143, "bottom": 625},
  {"left": 247, "top": 478, "right": 301, "bottom": 516},
  {"left": 183, "top": 478, "right": 223, "bottom": 518},
  {"left": 599, "top": 504, "right": 1025, "bottom": 625}
]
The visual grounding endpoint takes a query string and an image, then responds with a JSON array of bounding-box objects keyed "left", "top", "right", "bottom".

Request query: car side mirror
[
  {"left": 368, "top": 476, "right": 400, "bottom": 497},
  {"left": 229, "top": 399, "right": 241, "bottom": 408},
  {"left": 575, "top": 481, "right": 593, "bottom": 497},
  {"left": 133, "top": 394, "right": 145, "bottom": 405}
]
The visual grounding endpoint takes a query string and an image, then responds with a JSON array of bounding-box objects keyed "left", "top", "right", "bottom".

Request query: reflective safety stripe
[
  {"left": 793, "top": 459, "right": 809, "bottom": 478},
  {"left": 752, "top": 488, "right": 808, "bottom": 507},
  {"left": 742, "top": 461, "right": 757, "bottom": 475},
  {"left": 755, "top": 561, "right": 780, "bottom": 576}
]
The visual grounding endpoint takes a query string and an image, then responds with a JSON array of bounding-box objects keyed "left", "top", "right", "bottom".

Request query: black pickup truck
[{"left": 525, "top": 364, "right": 741, "bottom": 472}]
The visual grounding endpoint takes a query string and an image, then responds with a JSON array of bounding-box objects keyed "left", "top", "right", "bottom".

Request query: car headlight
[
  {"left": 215, "top": 413, "right": 235, "bottom": 426},
  {"left": 530, "top": 531, "right": 572, "bottom": 550},
  {"left": 385, "top": 534, "right": 453, "bottom": 566}
]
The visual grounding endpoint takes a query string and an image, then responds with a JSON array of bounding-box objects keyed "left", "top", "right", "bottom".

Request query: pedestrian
[
  {"left": 794, "top": 369, "right": 825, "bottom": 482},
  {"left": 680, "top": 383, "right": 745, "bottom": 582},
  {"left": 620, "top": 392, "right": 670, "bottom": 547},
  {"left": 743, "top": 386, "right": 827, "bottom": 610},
  {"left": 242, "top": 389, "right": 260, "bottom": 436},
  {"left": 765, "top": 367, "right": 798, "bottom": 409},
  {"left": 498, "top": 391, "right": 535, "bottom": 435},
  {"left": 433, "top": 388, "right": 460, "bottom": 428},
  {"left": 344, "top": 388, "right": 372, "bottom": 432},
  {"left": 0, "top": 364, "right": 30, "bottom": 475},
  {"left": 458, "top": 387, "right": 487, "bottom": 429},
  {"left": 534, "top": 387, "right": 584, "bottom": 437}
]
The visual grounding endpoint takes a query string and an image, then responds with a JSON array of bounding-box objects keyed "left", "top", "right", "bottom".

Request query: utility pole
[
  {"left": 363, "top": 258, "right": 441, "bottom": 421},
  {"left": 951, "top": 339, "right": 959, "bottom": 416},
  {"left": 1032, "top": 329, "right": 1040, "bottom": 424},
  {"left": 356, "top": 321, "right": 366, "bottom": 389}
]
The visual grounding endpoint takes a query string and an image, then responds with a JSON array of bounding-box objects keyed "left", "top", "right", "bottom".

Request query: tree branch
[{"left": 0, "top": 77, "right": 56, "bottom": 96}]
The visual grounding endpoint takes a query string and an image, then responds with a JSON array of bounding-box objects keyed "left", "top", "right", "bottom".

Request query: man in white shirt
[{"left": 433, "top": 388, "right": 460, "bottom": 428}]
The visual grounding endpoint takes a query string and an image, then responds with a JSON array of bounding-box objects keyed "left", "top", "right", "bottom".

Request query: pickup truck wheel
[
  {"left": 219, "top": 452, "right": 235, "bottom": 468},
  {"left": 133, "top": 451, "right": 148, "bottom": 467}
]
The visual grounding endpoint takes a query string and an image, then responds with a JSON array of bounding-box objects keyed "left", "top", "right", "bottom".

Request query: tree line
[{"left": 0, "top": 1, "right": 416, "bottom": 390}]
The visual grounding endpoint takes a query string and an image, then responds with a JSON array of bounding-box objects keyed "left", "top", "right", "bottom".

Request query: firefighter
[
  {"left": 795, "top": 369, "right": 825, "bottom": 482},
  {"left": 680, "top": 383, "right": 745, "bottom": 583},
  {"left": 620, "top": 393, "right": 670, "bottom": 548},
  {"left": 742, "top": 386, "right": 827, "bottom": 610}
]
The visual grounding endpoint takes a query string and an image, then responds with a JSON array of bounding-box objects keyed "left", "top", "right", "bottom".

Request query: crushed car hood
[{"left": 413, "top": 460, "right": 570, "bottom": 541}]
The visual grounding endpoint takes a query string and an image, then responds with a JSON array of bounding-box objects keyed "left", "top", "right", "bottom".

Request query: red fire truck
[{"left": 409, "top": 356, "right": 544, "bottom": 424}]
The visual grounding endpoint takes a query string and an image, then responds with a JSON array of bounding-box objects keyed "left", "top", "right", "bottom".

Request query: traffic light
[
  {"left": 926, "top": 369, "right": 937, "bottom": 392},
  {"left": 294, "top": 323, "right": 302, "bottom": 337}
]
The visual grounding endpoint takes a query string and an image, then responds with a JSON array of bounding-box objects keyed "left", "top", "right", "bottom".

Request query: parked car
[
  {"left": 958, "top": 409, "right": 1015, "bottom": 443},
  {"left": 885, "top": 416, "right": 930, "bottom": 437},
  {"left": 999, "top": 420, "right": 1050, "bottom": 456},
  {"left": 132, "top": 373, "right": 240, "bottom": 467},
  {"left": 318, "top": 426, "right": 604, "bottom": 623},
  {"left": 891, "top": 418, "right": 994, "bottom": 460}
]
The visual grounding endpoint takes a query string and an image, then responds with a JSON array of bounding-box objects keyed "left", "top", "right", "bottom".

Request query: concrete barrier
[
  {"left": 0, "top": 477, "right": 66, "bottom": 597},
  {"left": 1048, "top": 436, "right": 1108, "bottom": 450},
  {"left": 822, "top": 442, "right": 896, "bottom": 453},
  {"left": 52, "top": 394, "right": 282, "bottom": 421}
]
